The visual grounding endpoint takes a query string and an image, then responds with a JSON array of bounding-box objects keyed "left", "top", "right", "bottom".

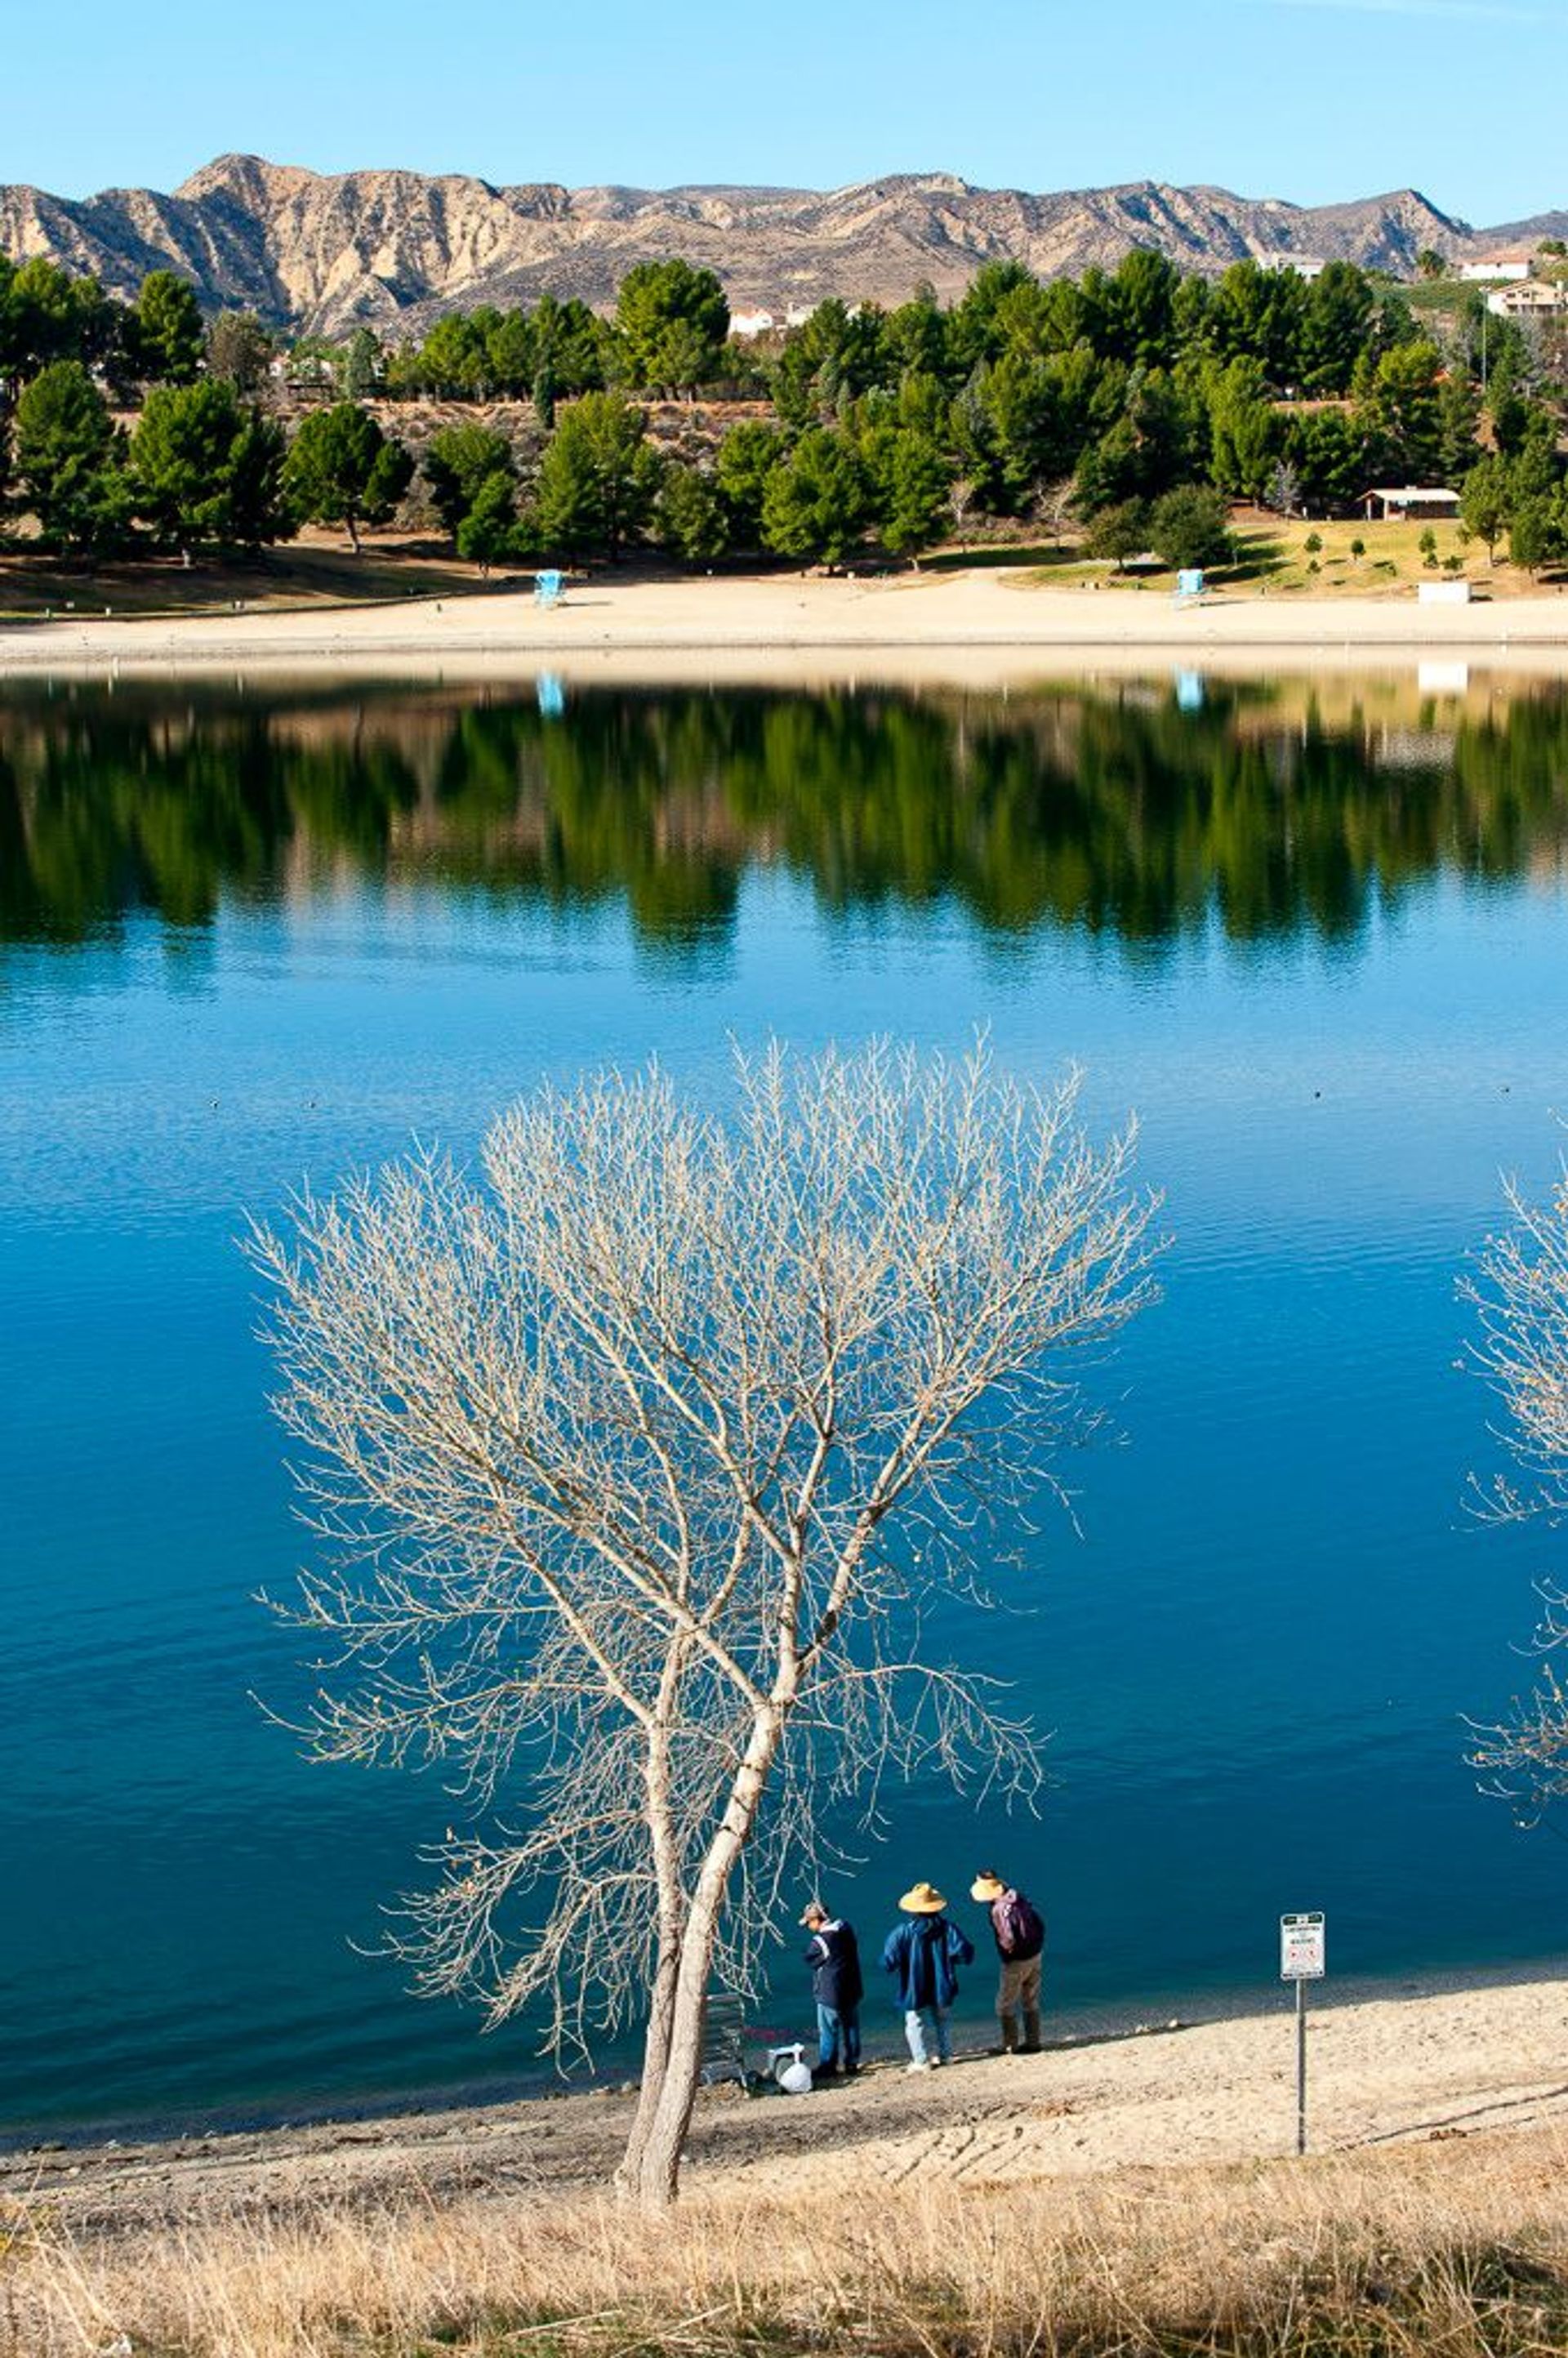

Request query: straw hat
[
  {"left": 970, "top": 1871, "right": 1007, "bottom": 1902},
  {"left": 899, "top": 1880, "right": 947, "bottom": 1914}
]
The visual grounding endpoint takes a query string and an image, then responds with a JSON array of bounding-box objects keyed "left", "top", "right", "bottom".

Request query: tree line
[{"left": 3, "top": 243, "right": 1568, "bottom": 570}]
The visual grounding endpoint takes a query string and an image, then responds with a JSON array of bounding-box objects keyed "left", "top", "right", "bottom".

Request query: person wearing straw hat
[
  {"left": 880, "top": 1881, "right": 975, "bottom": 2071},
  {"left": 800, "top": 1899, "right": 864, "bottom": 2078},
  {"left": 970, "top": 1870, "right": 1045, "bottom": 2054}
]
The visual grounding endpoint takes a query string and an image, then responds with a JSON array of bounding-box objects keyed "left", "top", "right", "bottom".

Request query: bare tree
[
  {"left": 1034, "top": 477, "right": 1077, "bottom": 550},
  {"left": 249, "top": 1039, "right": 1158, "bottom": 2205},
  {"left": 1465, "top": 1165, "right": 1568, "bottom": 1821}
]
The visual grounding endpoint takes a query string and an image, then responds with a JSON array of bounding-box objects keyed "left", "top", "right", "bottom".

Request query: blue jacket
[{"left": 880, "top": 1913, "right": 974, "bottom": 2011}]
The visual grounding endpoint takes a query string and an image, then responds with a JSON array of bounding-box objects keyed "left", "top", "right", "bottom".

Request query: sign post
[{"left": 1279, "top": 1912, "right": 1325, "bottom": 2155}]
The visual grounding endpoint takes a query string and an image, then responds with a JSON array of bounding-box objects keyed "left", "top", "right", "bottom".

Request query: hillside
[{"left": 0, "top": 154, "right": 1507, "bottom": 335}]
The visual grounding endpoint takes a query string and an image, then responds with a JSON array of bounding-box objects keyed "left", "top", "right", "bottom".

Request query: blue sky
[{"left": 9, "top": 0, "right": 1562, "bottom": 228}]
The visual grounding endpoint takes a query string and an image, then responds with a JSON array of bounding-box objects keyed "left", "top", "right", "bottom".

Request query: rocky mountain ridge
[{"left": 0, "top": 154, "right": 1539, "bottom": 337}]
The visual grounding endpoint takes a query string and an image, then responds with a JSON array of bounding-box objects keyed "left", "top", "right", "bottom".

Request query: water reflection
[{"left": 3, "top": 675, "right": 1566, "bottom": 958}]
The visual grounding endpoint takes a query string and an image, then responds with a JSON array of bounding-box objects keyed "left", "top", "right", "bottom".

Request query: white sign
[{"left": 1280, "top": 1911, "right": 1325, "bottom": 1980}]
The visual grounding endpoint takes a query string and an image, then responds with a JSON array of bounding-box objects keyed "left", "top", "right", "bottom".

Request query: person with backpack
[
  {"left": 880, "top": 1880, "right": 975, "bottom": 2070},
  {"left": 800, "top": 1898, "right": 864, "bottom": 2077},
  {"left": 970, "top": 1869, "right": 1045, "bottom": 2053}
]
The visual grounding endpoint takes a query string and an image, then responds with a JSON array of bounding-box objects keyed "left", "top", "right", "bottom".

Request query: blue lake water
[{"left": 2, "top": 669, "right": 1566, "bottom": 2143}]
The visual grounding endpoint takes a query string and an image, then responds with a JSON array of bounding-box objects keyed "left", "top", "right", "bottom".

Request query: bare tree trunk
[
  {"left": 631, "top": 1707, "right": 785, "bottom": 2206},
  {"left": 617, "top": 1941, "right": 677, "bottom": 2192},
  {"left": 617, "top": 1653, "right": 688, "bottom": 2195}
]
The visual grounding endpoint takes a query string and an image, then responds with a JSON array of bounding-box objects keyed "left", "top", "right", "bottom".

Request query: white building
[
  {"left": 1257, "top": 252, "right": 1330, "bottom": 280},
  {"left": 730, "top": 302, "right": 829, "bottom": 338},
  {"left": 1361, "top": 485, "right": 1462, "bottom": 522},
  {"left": 1460, "top": 251, "right": 1534, "bottom": 283}
]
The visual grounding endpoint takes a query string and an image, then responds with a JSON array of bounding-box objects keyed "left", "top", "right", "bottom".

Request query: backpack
[{"left": 1000, "top": 1892, "right": 1045, "bottom": 1955}]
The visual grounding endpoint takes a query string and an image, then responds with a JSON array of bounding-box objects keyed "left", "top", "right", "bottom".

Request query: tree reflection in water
[{"left": 2, "top": 675, "right": 1566, "bottom": 957}]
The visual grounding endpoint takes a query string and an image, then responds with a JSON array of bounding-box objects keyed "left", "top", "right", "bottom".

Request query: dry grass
[
  {"left": 6, "top": 2127, "right": 1568, "bottom": 2358},
  {"left": 0, "top": 531, "right": 509, "bottom": 622}
]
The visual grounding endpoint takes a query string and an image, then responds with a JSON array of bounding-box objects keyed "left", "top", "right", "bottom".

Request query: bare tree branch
[{"left": 250, "top": 1035, "right": 1159, "bottom": 2202}]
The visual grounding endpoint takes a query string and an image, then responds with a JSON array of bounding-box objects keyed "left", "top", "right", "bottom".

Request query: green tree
[
  {"left": 948, "top": 260, "right": 1038, "bottom": 373},
  {"left": 131, "top": 380, "right": 287, "bottom": 552},
  {"left": 655, "top": 464, "right": 730, "bottom": 561},
  {"left": 131, "top": 270, "right": 205, "bottom": 385},
  {"left": 1086, "top": 497, "right": 1151, "bottom": 571},
  {"left": 886, "top": 283, "right": 951, "bottom": 381},
  {"left": 414, "top": 314, "right": 485, "bottom": 398},
  {"left": 424, "top": 424, "right": 514, "bottom": 545},
  {"left": 13, "top": 359, "right": 127, "bottom": 550},
  {"left": 341, "top": 328, "right": 383, "bottom": 400},
  {"left": 875, "top": 428, "right": 951, "bottom": 560},
  {"left": 1073, "top": 417, "right": 1142, "bottom": 516},
  {"left": 1508, "top": 495, "right": 1560, "bottom": 575},
  {"left": 1148, "top": 484, "right": 1232, "bottom": 571},
  {"left": 1105, "top": 249, "right": 1182, "bottom": 368},
  {"left": 714, "top": 420, "right": 784, "bottom": 548},
  {"left": 1207, "top": 260, "right": 1303, "bottom": 382},
  {"left": 966, "top": 352, "right": 1072, "bottom": 510},
  {"left": 1205, "top": 357, "right": 1278, "bottom": 499},
  {"left": 760, "top": 427, "right": 867, "bottom": 568},
  {"left": 1358, "top": 341, "right": 1445, "bottom": 483},
  {"left": 206, "top": 311, "right": 275, "bottom": 394},
  {"left": 1484, "top": 342, "right": 1530, "bottom": 457},
  {"left": 283, "top": 403, "right": 413, "bottom": 551},
  {"left": 615, "top": 260, "right": 730, "bottom": 394},
  {"left": 535, "top": 391, "right": 662, "bottom": 559},
  {"left": 483, "top": 309, "right": 535, "bottom": 395},
  {"left": 1437, "top": 373, "right": 1481, "bottom": 482},
  {"left": 2, "top": 257, "right": 118, "bottom": 386},
  {"left": 1285, "top": 408, "right": 1363, "bottom": 513},
  {"left": 226, "top": 409, "right": 293, "bottom": 548},
  {"left": 1298, "top": 263, "right": 1376, "bottom": 395},
  {"left": 455, "top": 471, "right": 519, "bottom": 574}
]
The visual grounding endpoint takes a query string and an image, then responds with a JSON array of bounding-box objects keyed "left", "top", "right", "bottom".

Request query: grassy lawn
[{"left": 1013, "top": 510, "right": 1566, "bottom": 598}]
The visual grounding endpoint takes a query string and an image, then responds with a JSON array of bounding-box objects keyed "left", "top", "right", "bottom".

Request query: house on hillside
[
  {"left": 1361, "top": 485, "right": 1462, "bottom": 521},
  {"left": 731, "top": 303, "right": 822, "bottom": 337},
  {"left": 1487, "top": 279, "right": 1568, "bottom": 319},
  {"left": 1257, "top": 252, "right": 1329, "bottom": 279},
  {"left": 1460, "top": 250, "right": 1534, "bottom": 282}
]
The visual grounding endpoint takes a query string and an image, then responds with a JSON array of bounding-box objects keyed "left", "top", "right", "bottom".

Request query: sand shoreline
[
  {"left": 6, "top": 568, "right": 1568, "bottom": 684},
  {"left": 7, "top": 1957, "right": 1568, "bottom": 2235}
]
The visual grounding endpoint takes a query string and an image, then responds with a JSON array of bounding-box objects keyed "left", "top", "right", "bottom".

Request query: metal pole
[
  {"left": 1481, "top": 301, "right": 1489, "bottom": 402},
  {"left": 1296, "top": 1976, "right": 1307, "bottom": 2155}
]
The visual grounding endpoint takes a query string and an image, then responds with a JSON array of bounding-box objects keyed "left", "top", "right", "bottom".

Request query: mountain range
[{"left": 2, "top": 154, "right": 1562, "bottom": 338}]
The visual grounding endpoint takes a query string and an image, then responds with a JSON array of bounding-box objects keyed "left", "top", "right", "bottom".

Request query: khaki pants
[{"left": 998, "top": 1954, "right": 1042, "bottom": 2051}]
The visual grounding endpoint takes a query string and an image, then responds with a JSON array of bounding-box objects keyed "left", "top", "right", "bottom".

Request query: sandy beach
[
  {"left": 7, "top": 567, "right": 1568, "bottom": 685},
  {"left": 8, "top": 1965, "right": 1568, "bottom": 2239}
]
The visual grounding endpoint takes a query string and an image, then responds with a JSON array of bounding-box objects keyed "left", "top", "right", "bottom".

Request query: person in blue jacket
[
  {"left": 880, "top": 1879, "right": 975, "bottom": 2070},
  {"left": 800, "top": 1898, "right": 864, "bottom": 2076}
]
